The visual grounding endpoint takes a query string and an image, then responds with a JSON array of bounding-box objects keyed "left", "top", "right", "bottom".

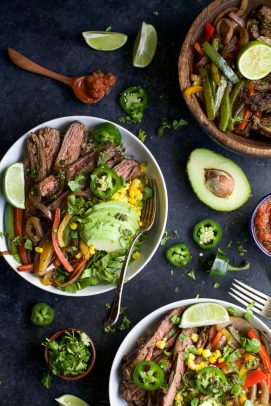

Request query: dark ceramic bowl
[
  {"left": 44, "top": 327, "right": 96, "bottom": 381},
  {"left": 250, "top": 194, "right": 271, "bottom": 258}
]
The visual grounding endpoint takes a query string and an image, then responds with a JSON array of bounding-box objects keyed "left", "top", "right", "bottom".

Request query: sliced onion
[
  {"left": 216, "top": 18, "right": 234, "bottom": 44},
  {"left": 196, "top": 56, "right": 208, "bottom": 70},
  {"left": 236, "top": 0, "right": 248, "bottom": 17},
  {"left": 228, "top": 11, "right": 245, "bottom": 27},
  {"left": 28, "top": 193, "right": 52, "bottom": 221},
  {"left": 214, "top": 7, "right": 239, "bottom": 26},
  {"left": 239, "top": 27, "right": 249, "bottom": 47},
  {"left": 26, "top": 216, "right": 44, "bottom": 243},
  {"left": 258, "top": 380, "right": 269, "bottom": 404}
]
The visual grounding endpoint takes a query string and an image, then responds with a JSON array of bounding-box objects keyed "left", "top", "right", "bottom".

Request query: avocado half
[{"left": 187, "top": 148, "right": 251, "bottom": 212}]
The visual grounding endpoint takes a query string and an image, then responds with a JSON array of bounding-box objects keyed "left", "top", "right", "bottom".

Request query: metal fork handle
[{"left": 104, "top": 231, "right": 142, "bottom": 327}]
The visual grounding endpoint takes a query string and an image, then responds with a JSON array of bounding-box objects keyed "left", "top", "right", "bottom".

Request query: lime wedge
[
  {"left": 3, "top": 163, "right": 25, "bottom": 209},
  {"left": 82, "top": 31, "right": 127, "bottom": 51},
  {"left": 55, "top": 394, "right": 90, "bottom": 406},
  {"left": 237, "top": 40, "right": 271, "bottom": 80},
  {"left": 179, "top": 303, "right": 230, "bottom": 328},
  {"left": 133, "top": 22, "right": 157, "bottom": 68}
]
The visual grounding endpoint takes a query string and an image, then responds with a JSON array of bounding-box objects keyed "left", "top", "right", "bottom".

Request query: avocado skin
[{"left": 80, "top": 201, "right": 139, "bottom": 252}]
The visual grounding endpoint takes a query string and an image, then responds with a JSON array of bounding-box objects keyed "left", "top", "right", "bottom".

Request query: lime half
[
  {"left": 55, "top": 394, "right": 90, "bottom": 406},
  {"left": 179, "top": 302, "right": 230, "bottom": 328},
  {"left": 237, "top": 40, "right": 271, "bottom": 80},
  {"left": 3, "top": 163, "right": 25, "bottom": 209},
  {"left": 82, "top": 31, "right": 127, "bottom": 51},
  {"left": 133, "top": 22, "right": 157, "bottom": 68}
]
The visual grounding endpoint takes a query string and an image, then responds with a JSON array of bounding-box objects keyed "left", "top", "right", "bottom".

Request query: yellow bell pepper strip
[
  {"left": 38, "top": 239, "right": 54, "bottom": 276},
  {"left": 214, "top": 76, "right": 228, "bottom": 116},
  {"left": 200, "top": 67, "right": 216, "bottom": 120},
  {"left": 57, "top": 213, "right": 73, "bottom": 248},
  {"left": 247, "top": 329, "right": 271, "bottom": 393},
  {"left": 243, "top": 368, "right": 267, "bottom": 389},
  {"left": 79, "top": 240, "right": 92, "bottom": 261},
  {"left": 202, "top": 42, "right": 240, "bottom": 84},
  {"left": 219, "top": 85, "right": 232, "bottom": 132},
  {"left": 52, "top": 208, "right": 73, "bottom": 273},
  {"left": 183, "top": 85, "right": 204, "bottom": 97}
]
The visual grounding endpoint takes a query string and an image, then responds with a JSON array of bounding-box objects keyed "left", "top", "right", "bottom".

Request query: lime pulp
[
  {"left": 237, "top": 40, "right": 271, "bottom": 80},
  {"left": 179, "top": 302, "right": 230, "bottom": 328},
  {"left": 82, "top": 31, "right": 127, "bottom": 51},
  {"left": 3, "top": 162, "right": 25, "bottom": 209},
  {"left": 133, "top": 22, "right": 157, "bottom": 68}
]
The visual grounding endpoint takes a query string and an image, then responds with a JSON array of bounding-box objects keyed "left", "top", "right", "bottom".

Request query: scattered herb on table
[
  {"left": 105, "top": 26, "right": 112, "bottom": 32},
  {"left": 152, "top": 10, "right": 159, "bottom": 16},
  {"left": 187, "top": 269, "right": 196, "bottom": 280},
  {"left": 104, "top": 326, "right": 116, "bottom": 334},
  {"left": 137, "top": 128, "right": 147, "bottom": 143},
  {"left": 43, "top": 330, "right": 91, "bottom": 376},
  {"left": 160, "top": 231, "right": 170, "bottom": 245},
  {"left": 41, "top": 372, "right": 52, "bottom": 389},
  {"left": 119, "top": 316, "right": 131, "bottom": 331},
  {"left": 213, "top": 282, "right": 220, "bottom": 288},
  {"left": 227, "top": 240, "right": 233, "bottom": 248},
  {"left": 195, "top": 293, "right": 200, "bottom": 298},
  {"left": 157, "top": 118, "right": 188, "bottom": 137},
  {"left": 175, "top": 286, "right": 180, "bottom": 293},
  {"left": 237, "top": 242, "right": 248, "bottom": 256}
]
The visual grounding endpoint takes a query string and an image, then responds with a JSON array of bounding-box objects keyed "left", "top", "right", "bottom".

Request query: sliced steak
[
  {"left": 196, "top": 327, "right": 209, "bottom": 349},
  {"left": 113, "top": 159, "right": 141, "bottom": 182},
  {"left": 258, "top": 6, "right": 271, "bottom": 26},
  {"left": 159, "top": 328, "right": 196, "bottom": 406},
  {"left": 80, "top": 131, "right": 95, "bottom": 156},
  {"left": 66, "top": 151, "right": 96, "bottom": 180},
  {"left": 26, "top": 127, "right": 61, "bottom": 183},
  {"left": 96, "top": 143, "right": 124, "bottom": 167},
  {"left": 37, "top": 175, "right": 58, "bottom": 197},
  {"left": 252, "top": 116, "right": 271, "bottom": 138},
  {"left": 244, "top": 93, "right": 271, "bottom": 112},
  {"left": 120, "top": 380, "right": 146, "bottom": 403},
  {"left": 55, "top": 122, "right": 85, "bottom": 168}
]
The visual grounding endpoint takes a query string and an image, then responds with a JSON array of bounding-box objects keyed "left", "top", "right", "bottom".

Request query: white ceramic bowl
[
  {"left": 0, "top": 116, "right": 168, "bottom": 296},
  {"left": 109, "top": 298, "right": 271, "bottom": 405}
]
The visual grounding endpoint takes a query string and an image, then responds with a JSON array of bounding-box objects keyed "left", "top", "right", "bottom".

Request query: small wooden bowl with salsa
[{"left": 251, "top": 194, "right": 271, "bottom": 257}]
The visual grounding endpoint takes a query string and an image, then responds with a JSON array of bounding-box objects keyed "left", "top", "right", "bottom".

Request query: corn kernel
[
  {"left": 156, "top": 340, "right": 166, "bottom": 350},
  {"left": 140, "top": 163, "right": 147, "bottom": 173},
  {"left": 239, "top": 394, "right": 247, "bottom": 405},
  {"left": 174, "top": 393, "right": 182, "bottom": 401},
  {"left": 197, "top": 347, "right": 203, "bottom": 355},
  {"left": 245, "top": 354, "right": 255, "bottom": 361},
  {"left": 218, "top": 358, "right": 225, "bottom": 363},
  {"left": 191, "top": 334, "right": 199, "bottom": 343},
  {"left": 75, "top": 252, "right": 83, "bottom": 259},
  {"left": 214, "top": 350, "right": 221, "bottom": 358},
  {"left": 89, "top": 245, "right": 95, "bottom": 255},
  {"left": 208, "top": 356, "right": 216, "bottom": 364},
  {"left": 202, "top": 349, "right": 212, "bottom": 359},
  {"left": 35, "top": 246, "right": 44, "bottom": 253},
  {"left": 70, "top": 222, "right": 78, "bottom": 230},
  {"left": 132, "top": 251, "right": 141, "bottom": 260}
]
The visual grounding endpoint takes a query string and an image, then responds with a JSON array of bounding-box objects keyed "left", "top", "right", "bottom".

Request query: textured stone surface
[{"left": 1, "top": 0, "right": 271, "bottom": 405}]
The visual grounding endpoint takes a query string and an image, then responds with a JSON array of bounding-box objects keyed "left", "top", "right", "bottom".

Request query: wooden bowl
[
  {"left": 44, "top": 328, "right": 96, "bottom": 381},
  {"left": 179, "top": 0, "right": 271, "bottom": 157}
]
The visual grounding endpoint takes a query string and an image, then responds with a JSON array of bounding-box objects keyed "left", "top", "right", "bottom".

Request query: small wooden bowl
[
  {"left": 44, "top": 328, "right": 96, "bottom": 381},
  {"left": 179, "top": 0, "right": 271, "bottom": 157}
]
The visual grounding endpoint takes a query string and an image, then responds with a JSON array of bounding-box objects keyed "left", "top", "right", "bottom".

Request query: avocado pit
[{"left": 205, "top": 169, "right": 235, "bottom": 198}]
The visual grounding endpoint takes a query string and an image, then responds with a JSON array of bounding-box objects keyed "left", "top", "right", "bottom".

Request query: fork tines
[{"left": 228, "top": 279, "right": 269, "bottom": 317}]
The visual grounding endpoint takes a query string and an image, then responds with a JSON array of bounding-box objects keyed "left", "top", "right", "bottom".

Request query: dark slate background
[{"left": 1, "top": 1, "right": 271, "bottom": 405}]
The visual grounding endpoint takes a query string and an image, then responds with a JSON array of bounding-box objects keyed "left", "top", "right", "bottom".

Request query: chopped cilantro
[
  {"left": 157, "top": 118, "right": 188, "bottom": 137},
  {"left": 179, "top": 333, "right": 188, "bottom": 341},
  {"left": 175, "top": 286, "right": 180, "bottom": 293},
  {"left": 237, "top": 242, "right": 247, "bottom": 256},
  {"left": 195, "top": 293, "right": 200, "bottom": 298},
  {"left": 158, "top": 359, "right": 169, "bottom": 370},
  {"left": 228, "top": 306, "right": 238, "bottom": 316},
  {"left": 119, "top": 316, "right": 131, "bottom": 331},
  {"left": 152, "top": 10, "right": 159, "bottom": 15},
  {"left": 104, "top": 326, "right": 116, "bottom": 333},
  {"left": 170, "top": 315, "right": 181, "bottom": 325},
  {"left": 240, "top": 337, "right": 260, "bottom": 353},
  {"left": 170, "top": 269, "right": 174, "bottom": 276},
  {"left": 41, "top": 372, "right": 52, "bottom": 389},
  {"left": 68, "top": 173, "right": 86, "bottom": 192},
  {"left": 243, "top": 301, "right": 255, "bottom": 321},
  {"left": 105, "top": 26, "right": 112, "bottom": 31},
  {"left": 137, "top": 128, "right": 147, "bottom": 143},
  {"left": 187, "top": 269, "right": 196, "bottom": 280},
  {"left": 213, "top": 282, "right": 220, "bottom": 289},
  {"left": 24, "top": 238, "right": 33, "bottom": 250},
  {"left": 160, "top": 231, "right": 170, "bottom": 245},
  {"left": 227, "top": 240, "right": 233, "bottom": 248}
]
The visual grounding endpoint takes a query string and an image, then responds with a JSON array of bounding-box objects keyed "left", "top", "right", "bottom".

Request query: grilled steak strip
[
  {"left": 66, "top": 151, "right": 96, "bottom": 180},
  {"left": 55, "top": 122, "right": 86, "bottom": 168},
  {"left": 113, "top": 159, "right": 141, "bottom": 182}
]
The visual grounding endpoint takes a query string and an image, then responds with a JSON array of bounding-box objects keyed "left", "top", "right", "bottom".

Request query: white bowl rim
[
  {"left": 0, "top": 115, "right": 168, "bottom": 297},
  {"left": 109, "top": 297, "right": 271, "bottom": 405}
]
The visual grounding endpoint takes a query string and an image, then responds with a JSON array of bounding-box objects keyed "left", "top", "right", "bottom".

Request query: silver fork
[
  {"left": 104, "top": 179, "right": 157, "bottom": 327},
  {"left": 229, "top": 279, "right": 271, "bottom": 319}
]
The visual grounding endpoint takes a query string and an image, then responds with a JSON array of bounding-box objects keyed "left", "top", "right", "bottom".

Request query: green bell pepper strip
[
  {"left": 133, "top": 361, "right": 165, "bottom": 391},
  {"left": 165, "top": 243, "right": 192, "bottom": 267},
  {"left": 4, "top": 203, "right": 18, "bottom": 255},
  {"left": 219, "top": 85, "right": 232, "bottom": 132},
  {"left": 90, "top": 166, "right": 122, "bottom": 199},
  {"left": 214, "top": 76, "right": 228, "bottom": 116},
  {"left": 31, "top": 303, "right": 55, "bottom": 326},
  {"left": 202, "top": 42, "right": 240, "bottom": 84},
  {"left": 92, "top": 122, "right": 121, "bottom": 147},
  {"left": 229, "top": 79, "right": 245, "bottom": 109},
  {"left": 207, "top": 65, "right": 216, "bottom": 96},
  {"left": 193, "top": 219, "right": 222, "bottom": 250},
  {"left": 211, "top": 62, "right": 221, "bottom": 86},
  {"left": 119, "top": 86, "right": 148, "bottom": 115},
  {"left": 200, "top": 67, "right": 216, "bottom": 120},
  {"left": 196, "top": 366, "right": 227, "bottom": 395},
  {"left": 209, "top": 248, "right": 250, "bottom": 278}
]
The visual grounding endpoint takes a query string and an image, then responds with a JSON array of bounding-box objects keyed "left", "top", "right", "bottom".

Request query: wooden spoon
[{"left": 7, "top": 48, "right": 111, "bottom": 104}]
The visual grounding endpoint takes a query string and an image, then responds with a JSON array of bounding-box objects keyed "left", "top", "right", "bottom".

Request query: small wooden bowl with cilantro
[{"left": 43, "top": 328, "right": 96, "bottom": 381}]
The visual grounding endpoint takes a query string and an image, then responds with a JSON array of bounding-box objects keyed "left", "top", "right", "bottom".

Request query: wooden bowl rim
[
  {"left": 178, "top": 0, "right": 271, "bottom": 157},
  {"left": 44, "top": 327, "right": 96, "bottom": 381}
]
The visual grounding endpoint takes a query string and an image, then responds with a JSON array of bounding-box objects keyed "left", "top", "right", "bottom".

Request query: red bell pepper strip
[
  {"left": 14, "top": 208, "right": 29, "bottom": 264},
  {"left": 243, "top": 368, "right": 267, "bottom": 389},
  {"left": 52, "top": 208, "right": 73, "bottom": 273},
  {"left": 201, "top": 22, "right": 215, "bottom": 44},
  {"left": 248, "top": 329, "right": 271, "bottom": 392},
  {"left": 194, "top": 42, "right": 204, "bottom": 56},
  {"left": 17, "top": 263, "right": 34, "bottom": 272},
  {"left": 236, "top": 109, "right": 252, "bottom": 132}
]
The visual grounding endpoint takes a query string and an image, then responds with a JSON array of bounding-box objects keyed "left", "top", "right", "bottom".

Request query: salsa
[
  {"left": 85, "top": 70, "right": 116, "bottom": 100},
  {"left": 254, "top": 198, "right": 271, "bottom": 252}
]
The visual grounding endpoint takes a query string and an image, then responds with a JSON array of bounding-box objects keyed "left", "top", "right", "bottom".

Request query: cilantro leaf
[{"left": 68, "top": 173, "right": 87, "bottom": 192}]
